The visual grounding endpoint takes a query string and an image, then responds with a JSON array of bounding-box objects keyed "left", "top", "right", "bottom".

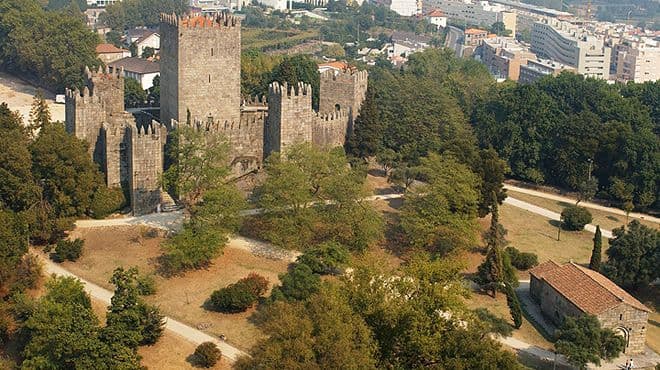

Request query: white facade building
[
  {"left": 390, "top": 0, "right": 419, "bottom": 16},
  {"left": 422, "top": 0, "right": 516, "bottom": 35},
  {"left": 86, "top": 0, "right": 119, "bottom": 7},
  {"left": 531, "top": 18, "right": 611, "bottom": 80}
]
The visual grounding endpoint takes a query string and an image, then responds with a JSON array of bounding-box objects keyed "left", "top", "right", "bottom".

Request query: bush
[
  {"left": 296, "top": 241, "right": 349, "bottom": 275},
  {"left": 208, "top": 274, "right": 269, "bottom": 313},
  {"left": 194, "top": 342, "right": 221, "bottom": 368},
  {"left": 90, "top": 186, "right": 125, "bottom": 219},
  {"left": 561, "top": 206, "right": 592, "bottom": 231},
  {"left": 53, "top": 238, "right": 84, "bottom": 262},
  {"left": 13, "top": 253, "right": 42, "bottom": 292},
  {"left": 136, "top": 273, "right": 156, "bottom": 296},
  {"left": 505, "top": 247, "right": 538, "bottom": 270}
]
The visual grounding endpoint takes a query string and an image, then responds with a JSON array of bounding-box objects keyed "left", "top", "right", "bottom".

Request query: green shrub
[
  {"left": 505, "top": 247, "right": 538, "bottom": 270},
  {"left": 136, "top": 273, "right": 156, "bottom": 296},
  {"left": 194, "top": 342, "right": 221, "bottom": 368},
  {"left": 53, "top": 238, "right": 84, "bottom": 262},
  {"left": 208, "top": 274, "right": 269, "bottom": 313},
  {"left": 139, "top": 303, "right": 165, "bottom": 345},
  {"left": 90, "top": 186, "right": 125, "bottom": 219},
  {"left": 561, "top": 206, "right": 592, "bottom": 231},
  {"left": 296, "top": 241, "right": 349, "bottom": 275}
]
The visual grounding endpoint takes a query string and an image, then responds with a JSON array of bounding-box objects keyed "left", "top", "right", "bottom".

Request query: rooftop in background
[
  {"left": 465, "top": 28, "right": 488, "bottom": 35},
  {"left": 108, "top": 57, "right": 160, "bottom": 75},
  {"left": 96, "top": 43, "right": 129, "bottom": 54},
  {"left": 529, "top": 261, "right": 651, "bottom": 315},
  {"left": 489, "top": 0, "right": 573, "bottom": 18},
  {"left": 426, "top": 9, "right": 445, "bottom": 17},
  {"left": 318, "top": 61, "right": 351, "bottom": 72}
]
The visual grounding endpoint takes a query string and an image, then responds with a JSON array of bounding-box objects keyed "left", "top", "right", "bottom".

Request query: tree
[
  {"left": 504, "top": 284, "right": 522, "bottom": 329},
  {"left": 474, "top": 148, "right": 508, "bottom": 217},
  {"left": 602, "top": 220, "right": 659, "bottom": 289},
  {"left": 576, "top": 177, "right": 597, "bottom": 205},
  {"left": 21, "top": 276, "right": 114, "bottom": 369},
  {"left": 505, "top": 247, "right": 538, "bottom": 270},
  {"left": 296, "top": 241, "right": 349, "bottom": 275},
  {"left": 124, "top": 77, "right": 147, "bottom": 108},
  {"left": 555, "top": 315, "right": 625, "bottom": 369},
  {"left": 343, "top": 253, "right": 522, "bottom": 369},
  {"left": 28, "top": 90, "right": 51, "bottom": 138},
  {"left": 141, "top": 46, "right": 155, "bottom": 59},
  {"left": 256, "top": 144, "right": 383, "bottom": 251},
  {"left": 99, "top": 0, "right": 188, "bottom": 30},
  {"left": 103, "top": 267, "right": 164, "bottom": 349},
  {"left": 208, "top": 274, "right": 269, "bottom": 313},
  {"left": 0, "top": 210, "right": 28, "bottom": 298},
  {"left": 194, "top": 342, "right": 221, "bottom": 368},
  {"left": 271, "top": 263, "right": 321, "bottom": 302},
  {"left": 30, "top": 122, "right": 112, "bottom": 221},
  {"left": 147, "top": 74, "right": 160, "bottom": 106},
  {"left": 0, "top": 103, "right": 38, "bottom": 212},
  {"left": 589, "top": 225, "right": 602, "bottom": 271},
  {"left": 235, "top": 285, "right": 378, "bottom": 369},
  {"left": 400, "top": 153, "right": 481, "bottom": 255},
  {"left": 348, "top": 86, "right": 383, "bottom": 158},
  {"left": 561, "top": 206, "right": 592, "bottom": 231},
  {"left": 490, "top": 21, "right": 511, "bottom": 36},
  {"left": 53, "top": 238, "right": 84, "bottom": 262}
]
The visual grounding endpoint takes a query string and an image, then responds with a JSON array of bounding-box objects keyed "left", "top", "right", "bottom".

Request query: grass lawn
[
  {"left": 465, "top": 291, "right": 554, "bottom": 351},
  {"left": 506, "top": 190, "right": 658, "bottom": 232},
  {"left": 496, "top": 203, "right": 608, "bottom": 268},
  {"left": 63, "top": 225, "right": 291, "bottom": 351}
]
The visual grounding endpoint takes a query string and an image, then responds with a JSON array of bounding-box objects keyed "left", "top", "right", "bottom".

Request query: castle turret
[
  {"left": 319, "top": 68, "right": 368, "bottom": 132},
  {"left": 160, "top": 13, "right": 242, "bottom": 130},
  {"left": 128, "top": 121, "right": 165, "bottom": 215},
  {"left": 265, "top": 81, "right": 315, "bottom": 157}
]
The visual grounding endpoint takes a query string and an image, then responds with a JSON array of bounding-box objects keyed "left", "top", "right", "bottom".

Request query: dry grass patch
[
  {"left": 138, "top": 332, "right": 232, "bottom": 370},
  {"left": 498, "top": 204, "right": 607, "bottom": 265},
  {"left": 63, "top": 225, "right": 290, "bottom": 350},
  {"left": 465, "top": 292, "right": 554, "bottom": 350},
  {"left": 507, "top": 190, "right": 658, "bottom": 232}
]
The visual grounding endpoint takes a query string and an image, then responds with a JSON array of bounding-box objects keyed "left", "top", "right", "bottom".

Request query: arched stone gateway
[{"left": 614, "top": 326, "right": 630, "bottom": 352}]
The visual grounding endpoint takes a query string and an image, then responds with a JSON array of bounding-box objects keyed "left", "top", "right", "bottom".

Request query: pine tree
[
  {"left": 348, "top": 86, "right": 382, "bottom": 158},
  {"left": 28, "top": 90, "right": 51, "bottom": 138},
  {"left": 589, "top": 225, "right": 602, "bottom": 271},
  {"left": 505, "top": 284, "right": 522, "bottom": 329},
  {"left": 477, "top": 197, "right": 509, "bottom": 297}
]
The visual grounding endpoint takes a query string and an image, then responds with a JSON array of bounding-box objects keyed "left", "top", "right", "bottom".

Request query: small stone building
[{"left": 529, "top": 261, "right": 650, "bottom": 354}]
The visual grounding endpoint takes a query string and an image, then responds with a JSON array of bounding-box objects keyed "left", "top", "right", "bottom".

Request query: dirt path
[
  {"left": 39, "top": 253, "right": 249, "bottom": 363},
  {"left": 0, "top": 72, "right": 65, "bottom": 123},
  {"left": 504, "top": 184, "right": 660, "bottom": 225}
]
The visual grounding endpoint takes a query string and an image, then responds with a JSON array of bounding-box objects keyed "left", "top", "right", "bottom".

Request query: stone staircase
[{"left": 160, "top": 191, "right": 181, "bottom": 212}]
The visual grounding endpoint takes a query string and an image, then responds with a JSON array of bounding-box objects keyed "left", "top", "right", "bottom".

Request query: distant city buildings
[
  {"left": 611, "top": 38, "right": 660, "bottom": 83},
  {"left": 389, "top": 0, "right": 420, "bottom": 17},
  {"left": 96, "top": 43, "right": 132, "bottom": 64},
  {"left": 480, "top": 37, "right": 536, "bottom": 81},
  {"left": 518, "top": 58, "right": 575, "bottom": 84},
  {"left": 422, "top": 0, "right": 516, "bottom": 35},
  {"left": 531, "top": 18, "right": 611, "bottom": 79},
  {"left": 425, "top": 9, "right": 448, "bottom": 29},
  {"left": 86, "top": 0, "right": 119, "bottom": 7}
]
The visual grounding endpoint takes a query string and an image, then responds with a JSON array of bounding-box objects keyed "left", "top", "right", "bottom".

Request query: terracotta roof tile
[
  {"left": 427, "top": 9, "right": 445, "bottom": 17},
  {"left": 529, "top": 260, "right": 560, "bottom": 278},
  {"left": 96, "top": 43, "right": 128, "bottom": 54},
  {"left": 465, "top": 28, "right": 488, "bottom": 35},
  {"left": 537, "top": 262, "right": 650, "bottom": 315}
]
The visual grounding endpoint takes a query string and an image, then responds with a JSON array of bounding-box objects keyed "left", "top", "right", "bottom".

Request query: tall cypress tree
[
  {"left": 477, "top": 197, "right": 506, "bottom": 297},
  {"left": 505, "top": 284, "right": 522, "bottom": 329},
  {"left": 589, "top": 225, "right": 602, "bottom": 271}
]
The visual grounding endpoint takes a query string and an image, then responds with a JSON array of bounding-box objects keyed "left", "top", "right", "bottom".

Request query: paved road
[
  {"left": 444, "top": 26, "right": 464, "bottom": 57},
  {"left": 39, "top": 254, "right": 249, "bottom": 362},
  {"left": 504, "top": 197, "right": 614, "bottom": 238},
  {"left": 504, "top": 184, "right": 660, "bottom": 225}
]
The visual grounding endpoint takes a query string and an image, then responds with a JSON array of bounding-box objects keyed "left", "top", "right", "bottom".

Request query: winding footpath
[{"left": 38, "top": 252, "right": 249, "bottom": 363}]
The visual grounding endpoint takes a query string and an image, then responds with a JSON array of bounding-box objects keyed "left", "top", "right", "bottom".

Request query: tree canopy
[
  {"left": 99, "top": 0, "right": 188, "bottom": 30},
  {"left": 602, "top": 220, "right": 659, "bottom": 289}
]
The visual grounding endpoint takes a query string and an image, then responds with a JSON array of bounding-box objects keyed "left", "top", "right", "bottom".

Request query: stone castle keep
[{"left": 65, "top": 13, "right": 368, "bottom": 215}]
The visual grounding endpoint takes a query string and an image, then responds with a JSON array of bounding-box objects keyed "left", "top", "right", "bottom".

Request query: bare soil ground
[
  {"left": 0, "top": 72, "right": 65, "bottom": 124},
  {"left": 63, "top": 225, "right": 290, "bottom": 351}
]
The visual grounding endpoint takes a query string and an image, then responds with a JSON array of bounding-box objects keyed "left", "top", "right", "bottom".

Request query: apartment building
[
  {"left": 531, "top": 18, "right": 611, "bottom": 79},
  {"left": 519, "top": 58, "right": 575, "bottom": 84},
  {"left": 481, "top": 37, "right": 536, "bottom": 81},
  {"left": 423, "top": 0, "right": 517, "bottom": 35},
  {"left": 390, "top": 0, "right": 420, "bottom": 16},
  {"left": 611, "top": 38, "right": 660, "bottom": 83}
]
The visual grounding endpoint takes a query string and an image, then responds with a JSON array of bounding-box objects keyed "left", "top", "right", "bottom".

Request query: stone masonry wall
[
  {"left": 128, "top": 122, "right": 165, "bottom": 215},
  {"left": 537, "top": 281, "right": 584, "bottom": 326},
  {"left": 160, "top": 13, "right": 241, "bottom": 128},
  {"left": 597, "top": 305, "right": 649, "bottom": 354},
  {"left": 319, "top": 69, "right": 368, "bottom": 132},
  {"left": 312, "top": 110, "right": 348, "bottom": 148},
  {"left": 265, "top": 81, "right": 314, "bottom": 158}
]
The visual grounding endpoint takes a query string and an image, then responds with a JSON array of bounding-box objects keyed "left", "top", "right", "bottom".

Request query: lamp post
[{"left": 557, "top": 215, "right": 563, "bottom": 241}]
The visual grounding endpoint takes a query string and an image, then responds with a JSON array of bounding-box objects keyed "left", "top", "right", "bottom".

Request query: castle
[{"left": 65, "top": 13, "right": 368, "bottom": 215}]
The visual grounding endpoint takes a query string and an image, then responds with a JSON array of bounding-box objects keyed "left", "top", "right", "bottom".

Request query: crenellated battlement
[
  {"left": 85, "top": 65, "right": 124, "bottom": 82},
  {"left": 242, "top": 95, "right": 267, "bottom": 107},
  {"left": 160, "top": 12, "right": 240, "bottom": 29},
  {"left": 268, "top": 81, "right": 312, "bottom": 98},
  {"left": 319, "top": 69, "right": 368, "bottom": 84},
  {"left": 316, "top": 109, "right": 345, "bottom": 122}
]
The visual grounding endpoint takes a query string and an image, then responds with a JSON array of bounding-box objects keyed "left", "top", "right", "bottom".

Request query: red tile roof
[
  {"left": 427, "top": 9, "right": 445, "bottom": 17},
  {"left": 318, "top": 61, "right": 350, "bottom": 71},
  {"left": 96, "top": 43, "right": 128, "bottom": 54},
  {"left": 465, "top": 28, "right": 488, "bottom": 35},
  {"left": 534, "top": 261, "right": 650, "bottom": 315}
]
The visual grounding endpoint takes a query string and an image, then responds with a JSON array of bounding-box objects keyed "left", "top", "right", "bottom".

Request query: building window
[
  {"left": 209, "top": 75, "right": 211, "bottom": 83},
  {"left": 619, "top": 314, "right": 623, "bottom": 320},
  {"left": 211, "top": 48, "right": 214, "bottom": 56}
]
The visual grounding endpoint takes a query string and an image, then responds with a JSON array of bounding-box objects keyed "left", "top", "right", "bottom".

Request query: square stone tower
[{"left": 160, "top": 13, "right": 241, "bottom": 128}]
